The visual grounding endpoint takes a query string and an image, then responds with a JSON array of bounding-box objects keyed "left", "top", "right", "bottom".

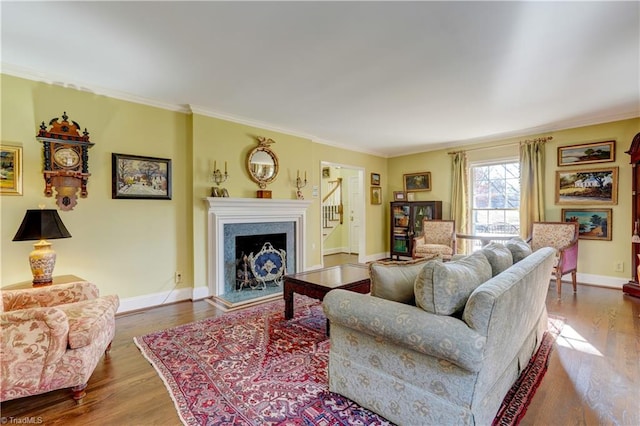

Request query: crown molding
[
  {"left": 1, "top": 63, "right": 388, "bottom": 157},
  {"left": 1, "top": 63, "right": 191, "bottom": 113},
  {"left": 188, "top": 104, "right": 388, "bottom": 158}
]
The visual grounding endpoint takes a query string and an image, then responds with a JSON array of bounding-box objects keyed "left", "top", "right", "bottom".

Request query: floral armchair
[
  {"left": 1, "top": 281, "right": 119, "bottom": 403},
  {"left": 412, "top": 219, "right": 456, "bottom": 261},
  {"left": 528, "top": 221, "right": 579, "bottom": 298}
]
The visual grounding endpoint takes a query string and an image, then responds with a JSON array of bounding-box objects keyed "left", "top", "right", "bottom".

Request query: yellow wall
[
  {"left": 1, "top": 75, "right": 191, "bottom": 302},
  {"left": 1, "top": 75, "right": 388, "bottom": 308},
  {"left": 2, "top": 74, "right": 636, "bottom": 307},
  {"left": 389, "top": 118, "right": 640, "bottom": 284}
]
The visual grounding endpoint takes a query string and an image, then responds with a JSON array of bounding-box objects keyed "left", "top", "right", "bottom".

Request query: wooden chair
[
  {"left": 527, "top": 221, "right": 579, "bottom": 298},
  {"left": 412, "top": 219, "right": 456, "bottom": 261}
]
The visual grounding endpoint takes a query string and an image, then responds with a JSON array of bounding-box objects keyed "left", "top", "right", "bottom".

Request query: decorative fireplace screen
[{"left": 237, "top": 242, "right": 286, "bottom": 290}]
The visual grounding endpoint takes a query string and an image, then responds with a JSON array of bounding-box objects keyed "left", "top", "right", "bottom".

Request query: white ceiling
[{"left": 2, "top": 1, "right": 639, "bottom": 157}]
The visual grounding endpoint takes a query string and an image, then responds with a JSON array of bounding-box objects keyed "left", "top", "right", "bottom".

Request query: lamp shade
[{"left": 13, "top": 209, "right": 72, "bottom": 241}]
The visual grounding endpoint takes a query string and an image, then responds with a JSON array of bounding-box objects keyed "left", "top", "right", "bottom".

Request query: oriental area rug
[{"left": 134, "top": 295, "right": 563, "bottom": 426}]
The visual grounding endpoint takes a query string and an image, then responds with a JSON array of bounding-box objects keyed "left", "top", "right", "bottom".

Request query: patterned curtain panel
[
  {"left": 519, "top": 138, "right": 549, "bottom": 238},
  {"left": 451, "top": 151, "right": 468, "bottom": 254}
]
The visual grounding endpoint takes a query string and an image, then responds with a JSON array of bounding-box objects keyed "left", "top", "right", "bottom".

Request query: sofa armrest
[
  {"left": 2, "top": 282, "right": 99, "bottom": 312},
  {"left": 323, "top": 289, "right": 486, "bottom": 372},
  {"left": 557, "top": 239, "right": 578, "bottom": 272},
  {"left": 1, "top": 308, "right": 70, "bottom": 379}
]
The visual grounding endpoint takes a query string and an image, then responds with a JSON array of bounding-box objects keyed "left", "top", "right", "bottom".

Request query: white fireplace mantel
[{"left": 204, "top": 197, "right": 313, "bottom": 298}]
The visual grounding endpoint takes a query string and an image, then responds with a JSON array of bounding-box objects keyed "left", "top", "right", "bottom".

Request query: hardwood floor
[
  {"left": 1, "top": 283, "right": 638, "bottom": 425},
  {"left": 323, "top": 252, "right": 359, "bottom": 267}
]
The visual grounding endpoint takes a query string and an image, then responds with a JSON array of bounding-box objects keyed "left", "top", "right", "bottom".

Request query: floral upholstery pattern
[
  {"left": 414, "top": 251, "right": 491, "bottom": 315},
  {"left": 1, "top": 281, "right": 119, "bottom": 402},
  {"left": 480, "top": 242, "right": 514, "bottom": 276},
  {"left": 505, "top": 237, "right": 532, "bottom": 263},
  {"left": 413, "top": 220, "right": 456, "bottom": 261},
  {"left": 529, "top": 221, "right": 579, "bottom": 297},
  {"left": 369, "top": 256, "right": 440, "bottom": 305},
  {"left": 323, "top": 246, "right": 556, "bottom": 425}
]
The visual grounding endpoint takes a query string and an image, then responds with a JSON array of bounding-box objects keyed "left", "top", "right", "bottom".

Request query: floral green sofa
[
  {"left": 1, "top": 281, "right": 119, "bottom": 402},
  {"left": 323, "top": 240, "right": 555, "bottom": 425}
]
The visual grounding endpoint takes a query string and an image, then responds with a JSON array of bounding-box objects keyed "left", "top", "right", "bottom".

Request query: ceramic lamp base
[{"left": 29, "top": 240, "right": 57, "bottom": 285}]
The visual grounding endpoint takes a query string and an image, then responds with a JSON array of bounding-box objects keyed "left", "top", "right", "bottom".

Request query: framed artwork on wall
[
  {"left": 557, "top": 140, "right": 615, "bottom": 166},
  {"left": 403, "top": 172, "right": 431, "bottom": 192},
  {"left": 370, "top": 186, "right": 382, "bottom": 205},
  {"left": 561, "top": 208, "right": 612, "bottom": 241},
  {"left": 555, "top": 166, "right": 618, "bottom": 205},
  {"left": 371, "top": 172, "right": 381, "bottom": 186},
  {"left": 0, "top": 144, "right": 23, "bottom": 195},
  {"left": 322, "top": 167, "right": 330, "bottom": 178},
  {"left": 112, "top": 153, "right": 172, "bottom": 200},
  {"left": 393, "top": 191, "right": 406, "bottom": 201}
]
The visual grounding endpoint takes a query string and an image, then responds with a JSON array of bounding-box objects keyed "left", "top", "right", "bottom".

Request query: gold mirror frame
[{"left": 247, "top": 137, "right": 279, "bottom": 189}]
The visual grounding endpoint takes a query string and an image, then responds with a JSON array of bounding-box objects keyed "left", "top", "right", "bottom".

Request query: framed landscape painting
[
  {"left": 0, "top": 144, "right": 23, "bottom": 195},
  {"left": 561, "top": 208, "right": 612, "bottom": 241},
  {"left": 112, "top": 153, "right": 172, "bottom": 200},
  {"left": 557, "top": 140, "right": 615, "bottom": 166},
  {"left": 555, "top": 167, "right": 618, "bottom": 205},
  {"left": 403, "top": 172, "right": 431, "bottom": 192},
  {"left": 371, "top": 172, "right": 381, "bottom": 186}
]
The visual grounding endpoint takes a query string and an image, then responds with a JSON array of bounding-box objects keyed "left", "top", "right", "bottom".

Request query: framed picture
[
  {"left": 322, "top": 167, "right": 330, "bottom": 178},
  {"left": 555, "top": 166, "right": 618, "bottom": 205},
  {"left": 371, "top": 172, "right": 381, "bottom": 186},
  {"left": 403, "top": 172, "right": 431, "bottom": 192},
  {"left": 0, "top": 144, "right": 23, "bottom": 195},
  {"left": 112, "top": 153, "right": 172, "bottom": 200},
  {"left": 558, "top": 140, "right": 615, "bottom": 166},
  {"left": 370, "top": 186, "right": 382, "bottom": 205},
  {"left": 393, "top": 191, "right": 406, "bottom": 201},
  {"left": 561, "top": 208, "right": 612, "bottom": 241}
]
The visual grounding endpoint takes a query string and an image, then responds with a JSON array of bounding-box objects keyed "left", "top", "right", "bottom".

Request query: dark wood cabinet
[
  {"left": 623, "top": 132, "right": 640, "bottom": 298},
  {"left": 390, "top": 201, "right": 442, "bottom": 259}
]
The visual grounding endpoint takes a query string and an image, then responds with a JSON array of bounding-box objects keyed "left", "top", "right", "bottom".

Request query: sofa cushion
[
  {"left": 370, "top": 255, "right": 440, "bottom": 305},
  {"left": 57, "top": 295, "right": 119, "bottom": 349},
  {"left": 480, "top": 243, "right": 513, "bottom": 276},
  {"left": 505, "top": 237, "right": 532, "bottom": 263},
  {"left": 414, "top": 251, "right": 492, "bottom": 315}
]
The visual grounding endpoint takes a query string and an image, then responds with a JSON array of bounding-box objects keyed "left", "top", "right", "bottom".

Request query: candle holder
[
  {"left": 632, "top": 220, "right": 640, "bottom": 243},
  {"left": 295, "top": 170, "right": 307, "bottom": 200},
  {"left": 211, "top": 161, "right": 229, "bottom": 197}
]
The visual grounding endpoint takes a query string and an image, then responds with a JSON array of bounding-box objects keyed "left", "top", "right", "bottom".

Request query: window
[{"left": 470, "top": 161, "right": 520, "bottom": 235}]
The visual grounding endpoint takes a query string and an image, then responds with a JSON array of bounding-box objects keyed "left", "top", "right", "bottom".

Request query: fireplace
[{"left": 205, "top": 198, "right": 312, "bottom": 307}]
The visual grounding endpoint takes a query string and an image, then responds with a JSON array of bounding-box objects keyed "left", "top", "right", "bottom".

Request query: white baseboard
[
  {"left": 117, "top": 285, "right": 211, "bottom": 314},
  {"left": 322, "top": 247, "right": 349, "bottom": 256},
  {"left": 576, "top": 273, "right": 626, "bottom": 289}
]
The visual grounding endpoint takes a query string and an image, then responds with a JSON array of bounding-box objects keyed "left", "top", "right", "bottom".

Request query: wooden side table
[
  {"left": 283, "top": 264, "right": 370, "bottom": 333},
  {"left": 2, "top": 275, "right": 85, "bottom": 291}
]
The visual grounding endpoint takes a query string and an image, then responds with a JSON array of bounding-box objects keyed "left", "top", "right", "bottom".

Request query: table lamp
[{"left": 12, "top": 209, "right": 71, "bottom": 285}]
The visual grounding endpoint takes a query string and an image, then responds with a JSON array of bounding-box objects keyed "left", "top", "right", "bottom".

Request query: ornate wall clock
[{"left": 36, "top": 112, "right": 94, "bottom": 210}]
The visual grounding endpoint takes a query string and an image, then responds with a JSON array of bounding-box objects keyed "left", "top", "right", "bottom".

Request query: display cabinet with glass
[{"left": 390, "top": 201, "right": 442, "bottom": 259}]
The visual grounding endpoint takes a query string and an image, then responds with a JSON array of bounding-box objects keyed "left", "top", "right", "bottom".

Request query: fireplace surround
[{"left": 205, "top": 197, "right": 313, "bottom": 307}]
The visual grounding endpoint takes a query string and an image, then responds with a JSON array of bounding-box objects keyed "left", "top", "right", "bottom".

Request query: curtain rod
[{"left": 447, "top": 136, "right": 553, "bottom": 155}]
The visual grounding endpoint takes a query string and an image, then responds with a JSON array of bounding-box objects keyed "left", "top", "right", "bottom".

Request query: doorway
[{"left": 320, "top": 162, "right": 365, "bottom": 267}]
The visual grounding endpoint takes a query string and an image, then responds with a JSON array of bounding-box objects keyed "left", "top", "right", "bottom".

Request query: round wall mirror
[{"left": 247, "top": 137, "right": 279, "bottom": 189}]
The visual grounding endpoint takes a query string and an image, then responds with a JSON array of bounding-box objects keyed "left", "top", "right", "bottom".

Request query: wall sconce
[
  {"left": 295, "top": 169, "right": 307, "bottom": 200},
  {"left": 211, "top": 160, "right": 229, "bottom": 197},
  {"left": 12, "top": 208, "right": 72, "bottom": 285}
]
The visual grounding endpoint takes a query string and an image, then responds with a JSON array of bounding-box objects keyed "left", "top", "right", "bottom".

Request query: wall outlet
[
  {"left": 175, "top": 271, "right": 183, "bottom": 284},
  {"left": 614, "top": 261, "right": 624, "bottom": 272}
]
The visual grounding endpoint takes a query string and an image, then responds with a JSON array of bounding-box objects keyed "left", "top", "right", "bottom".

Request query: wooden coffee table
[{"left": 284, "top": 263, "right": 370, "bottom": 322}]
